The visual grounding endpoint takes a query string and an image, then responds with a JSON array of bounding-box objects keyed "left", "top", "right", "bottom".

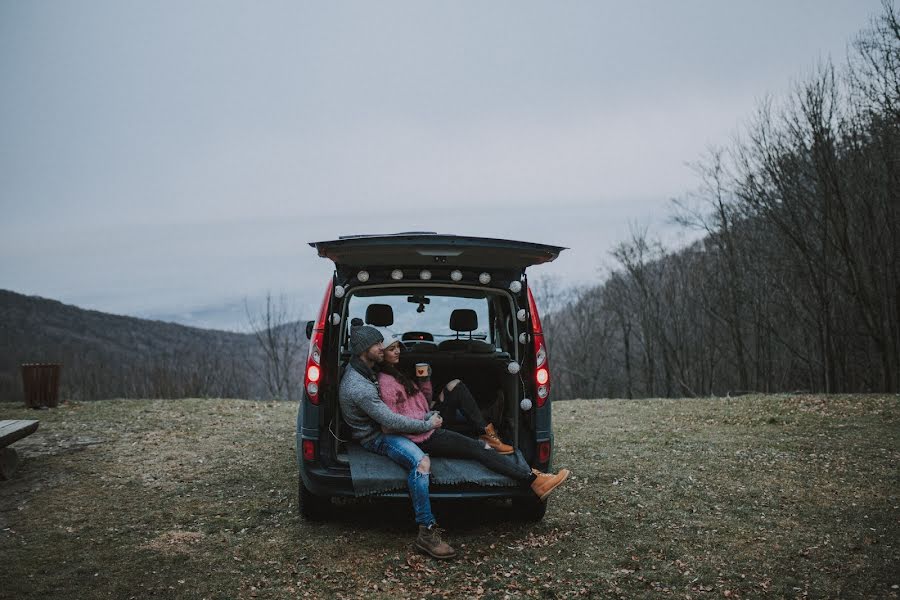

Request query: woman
[{"left": 376, "top": 336, "right": 570, "bottom": 501}]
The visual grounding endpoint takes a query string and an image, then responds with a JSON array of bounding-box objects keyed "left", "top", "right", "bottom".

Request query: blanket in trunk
[{"left": 346, "top": 443, "right": 529, "bottom": 496}]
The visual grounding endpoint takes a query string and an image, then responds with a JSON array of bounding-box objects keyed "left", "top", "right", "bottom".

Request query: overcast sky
[{"left": 0, "top": 1, "right": 883, "bottom": 330}]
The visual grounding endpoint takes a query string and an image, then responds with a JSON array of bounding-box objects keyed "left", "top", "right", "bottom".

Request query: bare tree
[
  {"left": 245, "top": 293, "right": 306, "bottom": 400},
  {"left": 479, "top": 4, "right": 900, "bottom": 401}
]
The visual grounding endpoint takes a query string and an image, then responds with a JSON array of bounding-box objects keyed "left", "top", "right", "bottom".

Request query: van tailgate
[{"left": 310, "top": 233, "right": 565, "bottom": 270}]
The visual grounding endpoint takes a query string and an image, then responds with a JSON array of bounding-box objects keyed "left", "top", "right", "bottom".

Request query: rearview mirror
[{"left": 305, "top": 320, "right": 314, "bottom": 339}]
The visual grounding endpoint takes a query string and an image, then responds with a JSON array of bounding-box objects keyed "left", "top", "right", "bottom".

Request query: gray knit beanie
[{"left": 349, "top": 325, "right": 384, "bottom": 356}]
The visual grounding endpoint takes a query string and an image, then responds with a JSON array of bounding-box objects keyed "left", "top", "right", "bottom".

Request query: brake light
[
  {"left": 527, "top": 286, "right": 543, "bottom": 335},
  {"left": 314, "top": 281, "right": 333, "bottom": 330},
  {"left": 537, "top": 441, "right": 551, "bottom": 464},
  {"left": 302, "top": 439, "right": 316, "bottom": 461},
  {"left": 528, "top": 287, "right": 551, "bottom": 407},
  {"left": 304, "top": 281, "right": 333, "bottom": 404}
]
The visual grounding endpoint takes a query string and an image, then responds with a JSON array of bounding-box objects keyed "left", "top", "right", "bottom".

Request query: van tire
[
  {"left": 298, "top": 477, "right": 331, "bottom": 521},
  {"left": 512, "top": 496, "right": 547, "bottom": 521}
]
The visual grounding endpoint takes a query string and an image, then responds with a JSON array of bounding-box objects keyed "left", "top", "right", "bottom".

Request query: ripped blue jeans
[{"left": 361, "top": 433, "right": 435, "bottom": 527}]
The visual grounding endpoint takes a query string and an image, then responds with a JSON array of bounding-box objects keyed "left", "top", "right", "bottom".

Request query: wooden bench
[{"left": 0, "top": 420, "right": 39, "bottom": 480}]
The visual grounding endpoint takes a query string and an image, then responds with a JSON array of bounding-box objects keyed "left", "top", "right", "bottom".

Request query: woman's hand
[{"left": 427, "top": 414, "right": 443, "bottom": 430}]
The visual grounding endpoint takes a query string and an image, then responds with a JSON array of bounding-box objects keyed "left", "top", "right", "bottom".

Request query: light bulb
[
  {"left": 509, "top": 281, "right": 522, "bottom": 293},
  {"left": 420, "top": 270, "right": 432, "bottom": 280},
  {"left": 507, "top": 361, "right": 521, "bottom": 374},
  {"left": 478, "top": 272, "right": 491, "bottom": 284},
  {"left": 518, "top": 332, "right": 529, "bottom": 344},
  {"left": 450, "top": 270, "right": 463, "bottom": 281},
  {"left": 334, "top": 285, "right": 345, "bottom": 298},
  {"left": 517, "top": 309, "right": 527, "bottom": 321},
  {"left": 357, "top": 270, "right": 369, "bottom": 282},
  {"left": 391, "top": 269, "right": 403, "bottom": 280},
  {"left": 331, "top": 313, "right": 341, "bottom": 325},
  {"left": 520, "top": 398, "right": 533, "bottom": 411}
]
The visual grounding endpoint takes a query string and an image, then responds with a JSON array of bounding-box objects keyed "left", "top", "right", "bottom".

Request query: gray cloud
[{"left": 0, "top": 1, "right": 882, "bottom": 329}]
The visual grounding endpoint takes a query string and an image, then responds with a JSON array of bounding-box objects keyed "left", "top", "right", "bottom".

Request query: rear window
[{"left": 346, "top": 291, "right": 491, "bottom": 343}]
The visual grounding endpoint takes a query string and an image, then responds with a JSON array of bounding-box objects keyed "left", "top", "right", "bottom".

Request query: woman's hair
[{"left": 378, "top": 362, "right": 418, "bottom": 400}]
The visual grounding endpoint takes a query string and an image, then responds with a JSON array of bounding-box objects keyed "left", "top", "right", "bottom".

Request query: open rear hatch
[{"left": 310, "top": 233, "right": 565, "bottom": 271}]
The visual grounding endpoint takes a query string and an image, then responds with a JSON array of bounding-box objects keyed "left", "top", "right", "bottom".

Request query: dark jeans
[
  {"left": 434, "top": 382, "right": 487, "bottom": 434},
  {"left": 418, "top": 428, "right": 533, "bottom": 482}
]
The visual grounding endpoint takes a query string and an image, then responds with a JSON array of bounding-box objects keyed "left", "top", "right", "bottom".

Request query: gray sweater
[{"left": 339, "top": 365, "right": 434, "bottom": 444}]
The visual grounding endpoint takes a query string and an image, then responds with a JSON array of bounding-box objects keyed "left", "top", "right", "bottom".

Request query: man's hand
[{"left": 427, "top": 414, "right": 443, "bottom": 430}]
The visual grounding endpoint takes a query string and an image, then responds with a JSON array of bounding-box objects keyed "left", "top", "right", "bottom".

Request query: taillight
[
  {"left": 527, "top": 286, "right": 543, "bottom": 335},
  {"left": 528, "top": 287, "right": 550, "bottom": 407},
  {"left": 302, "top": 439, "right": 316, "bottom": 461},
  {"left": 305, "top": 332, "right": 323, "bottom": 403},
  {"left": 537, "top": 441, "right": 551, "bottom": 464},
  {"left": 304, "top": 281, "right": 333, "bottom": 404}
]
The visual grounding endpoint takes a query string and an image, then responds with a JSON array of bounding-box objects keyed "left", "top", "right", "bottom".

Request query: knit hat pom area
[{"left": 349, "top": 324, "right": 384, "bottom": 355}]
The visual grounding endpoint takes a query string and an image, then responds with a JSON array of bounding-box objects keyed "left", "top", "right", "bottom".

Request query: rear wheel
[
  {"left": 298, "top": 476, "right": 331, "bottom": 521},
  {"left": 512, "top": 496, "right": 547, "bottom": 521}
]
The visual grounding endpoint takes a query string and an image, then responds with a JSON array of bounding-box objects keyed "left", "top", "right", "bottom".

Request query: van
[{"left": 295, "top": 233, "right": 565, "bottom": 521}]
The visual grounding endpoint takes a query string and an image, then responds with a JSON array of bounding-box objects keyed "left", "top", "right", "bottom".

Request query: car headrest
[
  {"left": 365, "top": 304, "right": 394, "bottom": 326},
  {"left": 449, "top": 309, "right": 478, "bottom": 332}
]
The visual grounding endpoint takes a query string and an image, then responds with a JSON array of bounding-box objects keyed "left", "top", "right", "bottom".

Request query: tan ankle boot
[
  {"left": 479, "top": 423, "right": 514, "bottom": 455},
  {"left": 416, "top": 525, "right": 457, "bottom": 559},
  {"left": 530, "top": 468, "right": 570, "bottom": 501}
]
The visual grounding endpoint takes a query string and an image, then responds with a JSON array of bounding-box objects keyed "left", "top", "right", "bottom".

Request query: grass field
[{"left": 1, "top": 394, "right": 897, "bottom": 599}]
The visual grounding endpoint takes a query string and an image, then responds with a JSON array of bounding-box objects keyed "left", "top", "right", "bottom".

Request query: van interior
[{"left": 325, "top": 285, "right": 536, "bottom": 465}]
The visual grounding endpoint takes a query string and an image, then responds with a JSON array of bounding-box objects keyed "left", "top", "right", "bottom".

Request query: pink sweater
[{"left": 377, "top": 373, "right": 434, "bottom": 443}]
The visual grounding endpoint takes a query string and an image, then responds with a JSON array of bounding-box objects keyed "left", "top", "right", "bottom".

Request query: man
[{"left": 339, "top": 324, "right": 456, "bottom": 559}]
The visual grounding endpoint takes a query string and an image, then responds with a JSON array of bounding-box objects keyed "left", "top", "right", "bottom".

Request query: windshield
[{"left": 346, "top": 291, "right": 492, "bottom": 342}]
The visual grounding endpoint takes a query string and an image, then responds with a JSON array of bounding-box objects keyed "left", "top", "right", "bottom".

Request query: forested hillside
[
  {"left": 0, "top": 290, "right": 307, "bottom": 403},
  {"left": 543, "top": 5, "right": 900, "bottom": 399}
]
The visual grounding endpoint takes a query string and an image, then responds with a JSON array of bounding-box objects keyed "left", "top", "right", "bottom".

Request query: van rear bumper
[{"left": 299, "top": 461, "right": 536, "bottom": 500}]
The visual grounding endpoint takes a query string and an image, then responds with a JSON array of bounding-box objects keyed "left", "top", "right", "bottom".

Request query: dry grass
[{"left": 0, "top": 394, "right": 897, "bottom": 599}]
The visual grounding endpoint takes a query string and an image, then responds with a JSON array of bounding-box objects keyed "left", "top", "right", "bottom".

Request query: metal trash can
[{"left": 20, "top": 363, "right": 62, "bottom": 408}]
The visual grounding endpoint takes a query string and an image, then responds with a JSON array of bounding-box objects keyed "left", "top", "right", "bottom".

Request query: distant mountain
[
  {"left": 0, "top": 289, "right": 308, "bottom": 403},
  {"left": 136, "top": 299, "right": 259, "bottom": 333}
]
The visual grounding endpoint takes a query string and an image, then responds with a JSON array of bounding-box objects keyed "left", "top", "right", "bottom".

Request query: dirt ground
[{"left": 1, "top": 394, "right": 897, "bottom": 599}]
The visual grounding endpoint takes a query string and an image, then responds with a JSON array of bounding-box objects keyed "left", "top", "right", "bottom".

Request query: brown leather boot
[
  {"left": 479, "top": 423, "right": 514, "bottom": 455},
  {"left": 530, "top": 468, "right": 570, "bottom": 501},
  {"left": 416, "top": 525, "right": 457, "bottom": 559}
]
